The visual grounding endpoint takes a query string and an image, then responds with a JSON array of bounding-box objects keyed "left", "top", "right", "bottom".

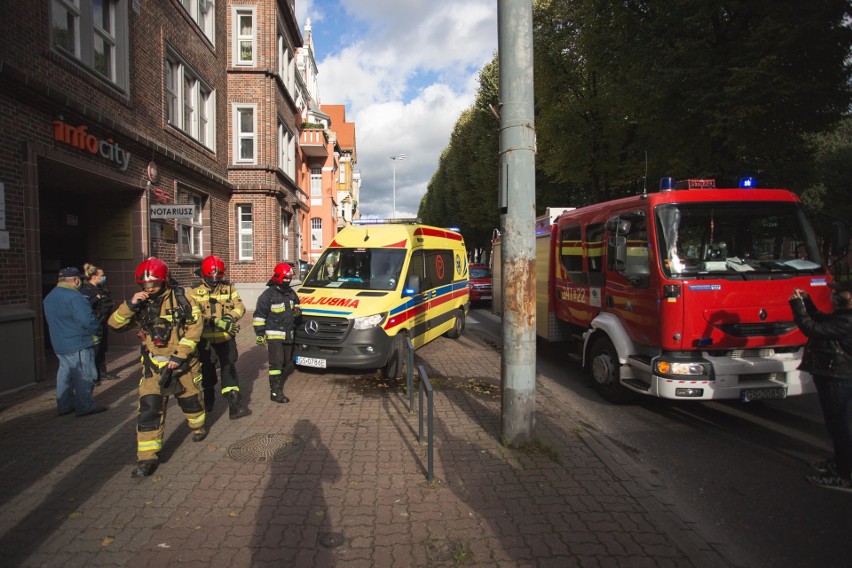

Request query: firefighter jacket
[
  {"left": 108, "top": 287, "right": 203, "bottom": 366},
  {"left": 790, "top": 296, "right": 852, "bottom": 381},
  {"left": 189, "top": 281, "right": 245, "bottom": 344},
  {"left": 253, "top": 285, "right": 300, "bottom": 342}
]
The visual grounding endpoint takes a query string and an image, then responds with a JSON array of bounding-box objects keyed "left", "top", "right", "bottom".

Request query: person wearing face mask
[
  {"left": 80, "top": 263, "right": 117, "bottom": 382},
  {"left": 790, "top": 280, "right": 852, "bottom": 492},
  {"left": 253, "top": 263, "right": 301, "bottom": 403},
  {"left": 42, "top": 266, "right": 106, "bottom": 417},
  {"left": 108, "top": 257, "right": 205, "bottom": 478},
  {"left": 189, "top": 255, "right": 248, "bottom": 418}
]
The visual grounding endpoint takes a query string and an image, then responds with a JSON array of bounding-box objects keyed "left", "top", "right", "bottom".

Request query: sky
[{"left": 295, "top": 0, "right": 498, "bottom": 220}]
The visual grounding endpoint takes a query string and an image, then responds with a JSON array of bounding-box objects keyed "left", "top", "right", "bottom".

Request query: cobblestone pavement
[{"left": 0, "top": 312, "right": 738, "bottom": 567}]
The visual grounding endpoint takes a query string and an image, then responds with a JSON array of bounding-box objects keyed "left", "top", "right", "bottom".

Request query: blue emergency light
[{"left": 739, "top": 177, "right": 756, "bottom": 188}]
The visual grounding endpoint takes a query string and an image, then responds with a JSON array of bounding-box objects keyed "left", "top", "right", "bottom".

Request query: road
[{"left": 466, "top": 305, "right": 850, "bottom": 568}]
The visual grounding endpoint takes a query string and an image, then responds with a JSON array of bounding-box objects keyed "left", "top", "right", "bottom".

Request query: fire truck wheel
[
  {"left": 589, "top": 338, "right": 633, "bottom": 404},
  {"left": 381, "top": 331, "right": 409, "bottom": 381},
  {"left": 445, "top": 309, "right": 465, "bottom": 339}
]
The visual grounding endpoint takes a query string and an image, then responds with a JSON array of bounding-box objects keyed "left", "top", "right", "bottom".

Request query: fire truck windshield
[{"left": 655, "top": 202, "right": 823, "bottom": 279}]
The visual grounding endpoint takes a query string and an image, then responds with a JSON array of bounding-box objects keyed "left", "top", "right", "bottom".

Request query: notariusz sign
[{"left": 151, "top": 205, "right": 195, "bottom": 220}]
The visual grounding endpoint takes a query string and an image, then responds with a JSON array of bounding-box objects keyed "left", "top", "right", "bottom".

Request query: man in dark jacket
[
  {"left": 253, "top": 262, "right": 301, "bottom": 403},
  {"left": 790, "top": 280, "right": 852, "bottom": 492},
  {"left": 43, "top": 267, "right": 107, "bottom": 417}
]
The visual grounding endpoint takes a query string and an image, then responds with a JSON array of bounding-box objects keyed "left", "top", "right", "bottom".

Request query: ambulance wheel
[
  {"left": 381, "top": 331, "right": 408, "bottom": 380},
  {"left": 589, "top": 338, "right": 633, "bottom": 404},
  {"left": 446, "top": 309, "right": 465, "bottom": 339}
]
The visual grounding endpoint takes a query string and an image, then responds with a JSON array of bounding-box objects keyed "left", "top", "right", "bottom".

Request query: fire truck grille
[
  {"left": 295, "top": 316, "right": 350, "bottom": 344},
  {"left": 714, "top": 322, "right": 796, "bottom": 337}
]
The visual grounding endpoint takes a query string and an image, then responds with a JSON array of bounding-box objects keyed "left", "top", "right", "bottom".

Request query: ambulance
[{"left": 293, "top": 220, "right": 470, "bottom": 378}]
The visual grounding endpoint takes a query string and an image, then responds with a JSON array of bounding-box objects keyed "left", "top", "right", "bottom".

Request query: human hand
[
  {"left": 255, "top": 335, "right": 266, "bottom": 346},
  {"left": 791, "top": 288, "right": 807, "bottom": 301},
  {"left": 215, "top": 316, "right": 240, "bottom": 335},
  {"left": 129, "top": 291, "right": 149, "bottom": 310}
]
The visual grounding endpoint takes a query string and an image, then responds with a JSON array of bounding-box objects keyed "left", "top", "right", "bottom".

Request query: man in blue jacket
[{"left": 43, "top": 266, "right": 107, "bottom": 417}]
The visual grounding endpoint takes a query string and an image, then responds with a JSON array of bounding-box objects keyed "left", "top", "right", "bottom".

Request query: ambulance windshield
[
  {"left": 304, "top": 248, "right": 407, "bottom": 290},
  {"left": 655, "top": 202, "right": 824, "bottom": 279}
]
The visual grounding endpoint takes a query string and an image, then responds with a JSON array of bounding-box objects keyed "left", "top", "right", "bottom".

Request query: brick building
[{"left": 0, "top": 1, "right": 353, "bottom": 391}]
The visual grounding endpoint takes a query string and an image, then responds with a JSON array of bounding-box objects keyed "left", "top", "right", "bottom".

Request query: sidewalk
[{"left": 0, "top": 313, "right": 736, "bottom": 567}]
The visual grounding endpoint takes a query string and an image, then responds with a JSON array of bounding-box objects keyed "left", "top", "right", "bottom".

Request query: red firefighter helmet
[
  {"left": 201, "top": 255, "right": 226, "bottom": 280},
  {"left": 135, "top": 257, "right": 169, "bottom": 285},
  {"left": 269, "top": 262, "right": 293, "bottom": 285}
]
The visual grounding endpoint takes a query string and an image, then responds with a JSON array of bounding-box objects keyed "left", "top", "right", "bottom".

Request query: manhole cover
[{"left": 227, "top": 433, "right": 305, "bottom": 463}]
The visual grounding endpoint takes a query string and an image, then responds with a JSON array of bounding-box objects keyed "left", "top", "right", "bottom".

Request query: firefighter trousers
[
  {"left": 199, "top": 339, "right": 240, "bottom": 396},
  {"left": 136, "top": 358, "right": 205, "bottom": 462},
  {"left": 267, "top": 340, "right": 295, "bottom": 383}
]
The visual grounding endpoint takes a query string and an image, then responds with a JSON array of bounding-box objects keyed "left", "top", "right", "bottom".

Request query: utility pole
[{"left": 498, "top": 0, "right": 536, "bottom": 446}]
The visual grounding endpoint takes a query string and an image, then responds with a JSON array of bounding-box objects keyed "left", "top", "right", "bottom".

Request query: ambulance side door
[{"left": 404, "top": 250, "right": 429, "bottom": 347}]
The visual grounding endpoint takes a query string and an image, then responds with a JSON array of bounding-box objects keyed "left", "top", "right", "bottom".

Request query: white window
[
  {"left": 234, "top": 8, "right": 255, "bottom": 66},
  {"left": 50, "top": 0, "right": 129, "bottom": 90},
  {"left": 278, "top": 120, "right": 295, "bottom": 179},
  {"left": 177, "top": 190, "right": 204, "bottom": 259},
  {"left": 311, "top": 218, "right": 322, "bottom": 249},
  {"left": 179, "top": 0, "right": 215, "bottom": 43},
  {"left": 339, "top": 164, "right": 346, "bottom": 184},
  {"left": 234, "top": 105, "right": 256, "bottom": 163},
  {"left": 310, "top": 167, "right": 322, "bottom": 197},
  {"left": 281, "top": 211, "right": 290, "bottom": 260},
  {"left": 166, "top": 52, "right": 216, "bottom": 149},
  {"left": 238, "top": 204, "right": 254, "bottom": 260},
  {"left": 277, "top": 32, "right": 295, "bottom": 95}
]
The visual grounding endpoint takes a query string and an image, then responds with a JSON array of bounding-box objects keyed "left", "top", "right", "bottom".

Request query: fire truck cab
[{"left": 494, "top": 179, "right": 835, "bottom": 403}]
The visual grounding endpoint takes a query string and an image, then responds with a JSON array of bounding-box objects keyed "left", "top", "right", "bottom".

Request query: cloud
[{"left": 297, "top": 0, "right": 497, "bottom": 220}]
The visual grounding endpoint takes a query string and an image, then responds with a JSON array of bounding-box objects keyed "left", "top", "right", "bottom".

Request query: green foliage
[{"left": 421, "top": 0, "right": 851, "bottom": 235}]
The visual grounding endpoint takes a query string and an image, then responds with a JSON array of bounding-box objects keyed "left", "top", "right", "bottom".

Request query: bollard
[
  {"left": 407, "top": 337, "right": 415, "bottom": 412},
  {"left": 417, "top": 364, "right": 434, "bottom": 481}
]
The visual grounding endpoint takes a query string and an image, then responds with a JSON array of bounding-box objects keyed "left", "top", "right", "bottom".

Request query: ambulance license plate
[
  {"left": 296, "top": 356, "right": 326, "bottom": 369},
  {"left": 740, "top": 387, "right": 786, "bottom": 402},
  {"left": 481, "top": 295, "right": 492, "bottom": 300}
]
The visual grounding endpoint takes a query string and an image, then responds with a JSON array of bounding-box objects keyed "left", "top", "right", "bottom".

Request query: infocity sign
[{"left": 52, "top": 118, "right": 131, "bottom": 171}]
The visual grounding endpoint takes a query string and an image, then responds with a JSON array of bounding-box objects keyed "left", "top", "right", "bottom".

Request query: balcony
[{"left": 300, "top": 127, "right": 329, "bottom": 158}]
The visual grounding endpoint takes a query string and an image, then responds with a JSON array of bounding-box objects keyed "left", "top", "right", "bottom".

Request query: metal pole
[
  {"left": 392, "top": 162, "right": 396, "bottom": 219},
  {"left": 498, "top": 0, "right": 536, "bottom": 446}
]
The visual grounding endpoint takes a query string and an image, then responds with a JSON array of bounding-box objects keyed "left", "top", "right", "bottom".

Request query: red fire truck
[{"left": 493, "top": 178, "right": 842, "bottom": 403}]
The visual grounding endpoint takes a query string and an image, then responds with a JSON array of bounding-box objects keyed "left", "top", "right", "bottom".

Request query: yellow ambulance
[{"left": 294, "top": 221, "right": 470, "bottom": 378}]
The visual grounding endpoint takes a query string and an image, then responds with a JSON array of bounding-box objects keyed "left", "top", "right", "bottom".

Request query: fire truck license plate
[
  {"left": 296, "top": 356, "right": 327, "bottom": 369},
  {"left": 740, "top": 387, "right": 787, "bottom": 402}
]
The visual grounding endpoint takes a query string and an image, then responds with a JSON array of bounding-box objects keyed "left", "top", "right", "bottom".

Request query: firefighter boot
[
  {"left": 191, "top": 427, "right": 208, "bottom": 442},
  {"left": 203, "top": 388, "right": 215, "bottom": 413},
  {"left": 227, "top": 390, "right": 250, "bottom": 419},
  {"left": 131, "top": 460, "right": 158, "bottom": 478},
  {"left": 269, "top": 377, "right": 289, "bottom": 403}
]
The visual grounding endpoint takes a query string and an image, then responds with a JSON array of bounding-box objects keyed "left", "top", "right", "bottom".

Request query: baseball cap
[
  {"left": 828, "top": 280, "right": 852, "bottom": 293},
  {"left": 58, "top": 266, "right": 82, "bottom": 278}
]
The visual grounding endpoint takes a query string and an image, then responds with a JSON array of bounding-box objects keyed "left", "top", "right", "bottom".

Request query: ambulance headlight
[{"left": 353, "top": 313, "right": 387, "bottom": 330}]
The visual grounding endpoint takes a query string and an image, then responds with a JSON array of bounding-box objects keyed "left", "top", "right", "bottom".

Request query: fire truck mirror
[
  {"left": 607, "top": 235, "right": 627, "bottom": 271},
  {"left": 830, "top": 221, "right": 849, "bottom": 257}
]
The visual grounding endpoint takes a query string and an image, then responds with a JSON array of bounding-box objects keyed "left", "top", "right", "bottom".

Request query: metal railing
[{"left": 403, "top": 338, "right": 434, "bottom": 481}]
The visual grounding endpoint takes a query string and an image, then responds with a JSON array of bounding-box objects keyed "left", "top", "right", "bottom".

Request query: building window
[
  {"left": 310, "top": 167, "right": 322, "bottom": 197},
  {"left": 50, "top": 0, "right": 129, "bottom": 91},
  {"left": 179, "top": 0, "right": 215, "bottom": 43},
  {"left": 166, "top": 51, "right": 216, "bottom": 149},
  {"left": 177, "top": 190, "right": 204, "bottom": 259},
  {"left": 234, "top": 105, "right": 256, "bottom": 163},
  {"left": 281, "top": 211, "right": 290, "bottom": 260},
  {"left": 233, "top": 7, "right": 255, "bottom": 66},
  {"left": 277, "top": 31, "right": 295, "bottom": 96},
  {"left": 238, "top": 204, "right": 254, "bottom": 260},
  {"left": 339, "top": 164, "right": 347, "bottom": 184},
  {"left": 311, "top": 218, "right": 322, "bottom": 249},
  {"left": 278, "top": 120, "right": 295, "bottom": 179}
]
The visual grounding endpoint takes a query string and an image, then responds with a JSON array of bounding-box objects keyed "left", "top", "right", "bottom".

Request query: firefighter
[
  {"left": 108, "top": 257, "right": 206, "bottom": 478},
  {"left": 253, "top": 263, "right": 301, "bottom": 403},
  {"left": 189, "top": 255, "right": 248, "bottom": 419}
]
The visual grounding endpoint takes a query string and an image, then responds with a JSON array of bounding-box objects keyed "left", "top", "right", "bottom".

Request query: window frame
[
  {"left": 233, "top": 7, "right": 256, "bottom": 66},
  {"left": 177, "top": 189, "right": 205, "bottom": 261},
  {"left": 311, "top": 217, "right": 322, "bottom": 250},
  {"left": 179, "top": 0, "right": 215, "bottom": 44},
  {"left": 50, "top": 0, "right": 130, "bottom": 92},
  {"left": 165, "top": 50, "right": 216, "bottom": 150},
  {"left": 310, "top": 167, "right": 322, "bottom": 197},
  {"left": 237, "top": 204, "right": 254, "bottom": 261},
  {"left": 278, "top": 119, "right": 295, "bottom": 179},
  {"left": 233, "top": 104, "right": 257, "bottom": 164}
]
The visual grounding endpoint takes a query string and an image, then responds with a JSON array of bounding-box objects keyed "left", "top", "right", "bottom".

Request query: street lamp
[{"left": 390, "top": 154, "right": 406, "bottom": 219}]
